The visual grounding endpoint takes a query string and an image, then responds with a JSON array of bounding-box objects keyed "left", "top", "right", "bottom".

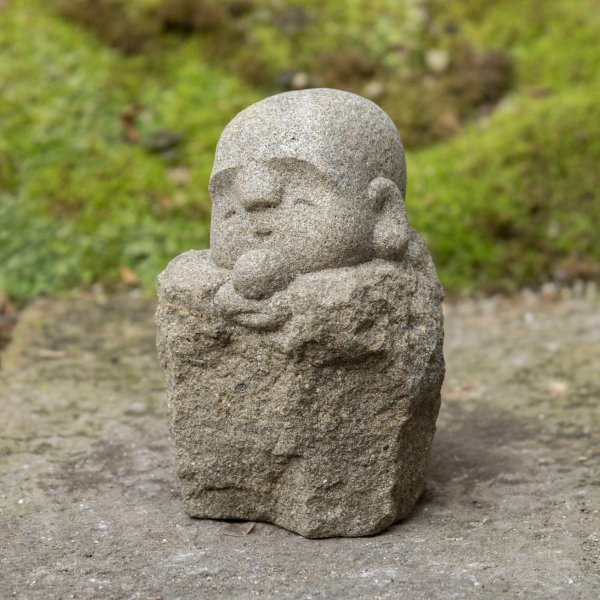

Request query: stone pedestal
[{"left": 157, "top": 240, "right": 443, "bottom": 537}]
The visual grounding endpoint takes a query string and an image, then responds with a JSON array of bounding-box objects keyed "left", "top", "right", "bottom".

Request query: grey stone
[
  {"left": 4, "top": 292, "right": 600, "bottom": 599},
  {"left": 156, "top": 88, "right": 445, "bottom": 538}
]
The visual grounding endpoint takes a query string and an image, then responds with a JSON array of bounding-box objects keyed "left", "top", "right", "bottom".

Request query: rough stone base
[{"left": 156, "top": 250, "right": 444, "bottom": 537}]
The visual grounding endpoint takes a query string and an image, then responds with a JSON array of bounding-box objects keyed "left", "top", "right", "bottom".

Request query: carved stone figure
[{"left": 156, "top": 89, "right": 445, "bottom": 538}]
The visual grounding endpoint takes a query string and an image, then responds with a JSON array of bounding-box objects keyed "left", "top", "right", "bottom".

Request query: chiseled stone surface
[{"left": 156, "top": 89, "right": 444, "bottom": 538}]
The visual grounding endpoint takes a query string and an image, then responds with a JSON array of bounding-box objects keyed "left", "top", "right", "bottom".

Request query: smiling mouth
[{"left": 253, "top": 229, "right": 272, "bottom": 240}]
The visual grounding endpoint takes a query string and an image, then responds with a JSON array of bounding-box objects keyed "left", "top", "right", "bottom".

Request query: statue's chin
[{"left": 231, "top": 247, "right": 294, "bottom": 301}]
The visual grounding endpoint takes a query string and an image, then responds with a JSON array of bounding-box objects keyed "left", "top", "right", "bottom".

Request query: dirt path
[{"left": 1, "top": 290, "right": 598, "bottom": 599}]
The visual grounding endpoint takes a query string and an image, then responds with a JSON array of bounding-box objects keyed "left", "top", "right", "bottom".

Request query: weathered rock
[{"left": 156, "top": 88, "right": 445, "bottom": 538}]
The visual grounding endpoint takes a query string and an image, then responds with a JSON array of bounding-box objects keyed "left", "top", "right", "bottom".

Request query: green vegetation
[
  {"left": 411, "top": 90, "right": 600, "bottom": 292},
  {"left": 0, "top": 0, "right": 258, "bottom": 301},
  {"left": 54, "top": 0, "right": 513, "bottom": 147},
  {"left": 413, "top": 0, "right": 600, "bottom": 292},
  {"left": 1, "top": 0, "right": 599, "bottom": 303}
]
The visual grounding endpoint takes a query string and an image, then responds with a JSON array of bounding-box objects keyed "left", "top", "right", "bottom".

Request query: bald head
[
  {"left": 208, "top": 89, "right": 411, "bottom": 274},
  {"left": 211, "top": 88, "right": 406, "bottom": 198}
]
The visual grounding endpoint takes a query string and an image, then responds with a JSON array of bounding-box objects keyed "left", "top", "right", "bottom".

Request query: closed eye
[{"left": 293, "top": 197, "right": 314, "bottom": 207}]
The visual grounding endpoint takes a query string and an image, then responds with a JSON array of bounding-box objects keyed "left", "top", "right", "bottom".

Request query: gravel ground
[{"left": 1, "top": 289, "right": 598, "bottom": 599}]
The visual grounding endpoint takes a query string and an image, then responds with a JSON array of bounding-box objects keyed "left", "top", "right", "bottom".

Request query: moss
[
  {"left": 409, "top": 89, "right": 600, "bottom": 293},
  {"left": 0, "top": 0, "right": 258, "bottom": 303},
  {"left": 0, "top": 0, "right": 599, "bottom": 302},
  {"left": 437, "top": 0, "right": 600, "bottom": 89},
  {"left": 54, "top": 0, "right": 162, "bottom": 53},
  {"left": 54, "top": 0, "right": 513, "bottom": 147}
]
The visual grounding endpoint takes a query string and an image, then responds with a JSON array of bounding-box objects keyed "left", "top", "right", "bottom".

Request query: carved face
[{"left": 209, "top": 158, "right": 376, "bottom": 273}]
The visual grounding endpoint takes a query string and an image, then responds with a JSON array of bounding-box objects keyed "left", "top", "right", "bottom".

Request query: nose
[
  {"left": 238, "top": 168, "right": 282, "bottom": 213},
  {"left": 241, "top": 193, "right": 281, "bottom": 212}
]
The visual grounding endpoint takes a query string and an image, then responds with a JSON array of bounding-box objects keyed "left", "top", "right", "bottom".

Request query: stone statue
[{"left": 156, "top": 89, "right": 445, "bottom": 538}]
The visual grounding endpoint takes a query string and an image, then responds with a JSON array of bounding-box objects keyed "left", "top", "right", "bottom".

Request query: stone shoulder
[{"left": 157, "top": 249, "right": 227, "bottom": 308}]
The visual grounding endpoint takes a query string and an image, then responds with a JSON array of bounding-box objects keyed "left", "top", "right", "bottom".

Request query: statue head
[{"left": 209, "top": 88, "right": 410, "bottom": 280}]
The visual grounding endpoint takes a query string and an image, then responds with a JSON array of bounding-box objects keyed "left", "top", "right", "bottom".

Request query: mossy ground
[
  {"left": 1, "top": 0, "right": 599, "bottom": 303},
  {"left": 0, "top": 0, "right": 258, "bottom": 302}
]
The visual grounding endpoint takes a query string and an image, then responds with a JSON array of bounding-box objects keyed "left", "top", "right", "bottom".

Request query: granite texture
[{"left": 156, "top": 88, "right": 445, "bottom": 537}]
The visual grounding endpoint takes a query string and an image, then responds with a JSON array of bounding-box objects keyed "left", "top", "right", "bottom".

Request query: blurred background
[{"left": 1, "top": 0, "right": 599, "bottom": 315}]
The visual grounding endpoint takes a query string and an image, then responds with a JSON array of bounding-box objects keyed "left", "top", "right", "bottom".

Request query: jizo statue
[{"left": 156, "top": 89, "right": 445, "bottom": 538}]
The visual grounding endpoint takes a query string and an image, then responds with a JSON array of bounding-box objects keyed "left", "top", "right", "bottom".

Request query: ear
[{"left": 368, "top": 177, "right": 410, "bottom": 261}]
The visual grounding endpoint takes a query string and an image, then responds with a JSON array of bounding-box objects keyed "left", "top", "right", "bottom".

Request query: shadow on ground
[{"left": 1, "top": 292, "right": 598, "bottom": 599}]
